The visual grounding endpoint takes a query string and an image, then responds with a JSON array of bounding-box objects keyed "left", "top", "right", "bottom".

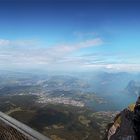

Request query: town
[{"left": 37, "top": 94, "right": 85, "bottom": 107}]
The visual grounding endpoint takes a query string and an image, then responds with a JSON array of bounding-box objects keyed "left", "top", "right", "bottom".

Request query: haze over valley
[{"left": 0, "top": 70, "right": 139, "bottom": 139}]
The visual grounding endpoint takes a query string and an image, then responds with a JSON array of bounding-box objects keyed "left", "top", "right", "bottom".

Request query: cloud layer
[
  {"left": 0, "top": 38, "right": 103, "bottom": 70},
  {"left": 0, "top": 38, "right": 140, "bottom": 72}
]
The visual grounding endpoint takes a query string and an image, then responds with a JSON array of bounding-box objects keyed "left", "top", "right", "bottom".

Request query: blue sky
[{"left": 0, "top": 0, "right": 140, "bottom": 72}]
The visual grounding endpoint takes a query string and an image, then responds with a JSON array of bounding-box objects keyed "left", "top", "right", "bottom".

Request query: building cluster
[{"left": 37, "top": 95, "right": 84, "bottom": 107}]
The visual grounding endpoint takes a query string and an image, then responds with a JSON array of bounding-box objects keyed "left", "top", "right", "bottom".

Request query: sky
[{"left": 0, "top": 0, "right": 140, "bottom": 72}]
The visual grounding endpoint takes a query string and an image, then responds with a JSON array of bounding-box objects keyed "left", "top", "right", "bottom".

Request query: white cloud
[
  {"left": 105, "top": 64, "right": 140, "bottom": 72},
  {"left": 1, "top": 38, "right": 140, "bottom": 72},
  {"left": 0, "top": 39, "right": 38, "bottom": 48},
  {"left": 76, "top": 38, "right": 103, "bottom": 48},
  {"left": 49, "top": 38, "right": 103, "bottom": 57},
  {"left": 0, "top": 38, "right": 103, "bottom": 69},
  {"left": 0, "top": 38, "right": 140, "bottom": 71},
  {"left": 81, "top": 63, "right": 140, "bottom": 72},
  {"left": 0, "top": 39, "right": 10, "bottom": 46}
]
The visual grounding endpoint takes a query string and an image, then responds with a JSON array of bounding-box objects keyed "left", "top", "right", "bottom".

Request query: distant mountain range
[
  {"left": 0, "top": 70, "right": 140, "bottom": 110},
  {"left": 126, "top": 80, "right": 140, "bottom": 97}
]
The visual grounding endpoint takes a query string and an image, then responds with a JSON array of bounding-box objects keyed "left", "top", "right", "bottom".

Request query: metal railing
[{"left": 0, "top": 111, "right": 51, "bottom": 140}]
